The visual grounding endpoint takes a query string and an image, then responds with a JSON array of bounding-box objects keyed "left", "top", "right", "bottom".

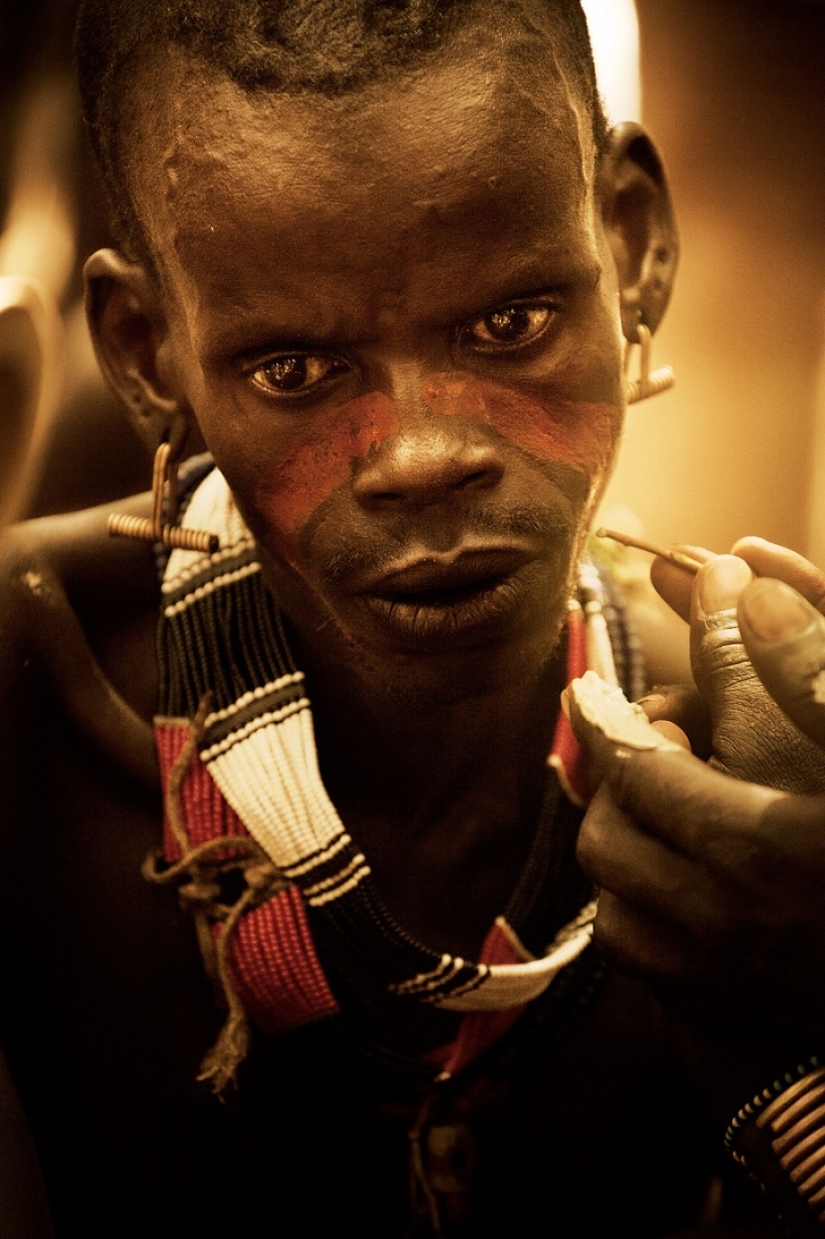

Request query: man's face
[{"left": 137, "top": 44, "right": 625, "bottom": 699}]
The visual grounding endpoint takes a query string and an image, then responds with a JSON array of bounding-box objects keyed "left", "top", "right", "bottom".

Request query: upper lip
[{"left": 361, "top": 545, "right": 534, "bottom": 596}]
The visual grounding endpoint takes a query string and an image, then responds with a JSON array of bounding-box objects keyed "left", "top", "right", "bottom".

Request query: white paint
[{"left": 567, "top": 670, "right": 684, "bottom": 751}]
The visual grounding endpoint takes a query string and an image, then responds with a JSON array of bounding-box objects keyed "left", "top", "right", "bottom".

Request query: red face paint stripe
[
  {"left": 259, "top": 373, "right": 619, "bottom": 540},
  {"left": 423, "top": 373, "right": 621, "bottom": 475},
  {"left": 263, "top": 392, "right": 396, "bottom": 534}
]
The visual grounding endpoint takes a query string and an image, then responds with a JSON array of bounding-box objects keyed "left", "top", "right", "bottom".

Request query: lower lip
[{"left": 361, "top": 570, "right": 531, "bottom": 647}]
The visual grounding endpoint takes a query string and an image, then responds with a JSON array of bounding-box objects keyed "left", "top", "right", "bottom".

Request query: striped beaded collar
[{"left": 151, "top": 465, "right": 641, "bottom": 1088}]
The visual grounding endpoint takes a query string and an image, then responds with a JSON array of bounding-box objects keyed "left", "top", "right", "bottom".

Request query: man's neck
[
  {"left": 321, "top": 666, "right": 559, "bottom": 815},
  {"left": 298, "top": 639, "right": 567, "bottom": 956}
]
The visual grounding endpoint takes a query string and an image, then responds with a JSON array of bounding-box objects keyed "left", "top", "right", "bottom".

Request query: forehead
[{"left": 130, "top": 38, "right": 599, "bottom": 340}]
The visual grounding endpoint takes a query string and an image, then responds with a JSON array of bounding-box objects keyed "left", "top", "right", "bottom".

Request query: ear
[
  {"left": 599, "top": 123, "right": 679, "bottom": 342},
  {"left": 83, "top": 248, "right": 192, "bottom": 457}
]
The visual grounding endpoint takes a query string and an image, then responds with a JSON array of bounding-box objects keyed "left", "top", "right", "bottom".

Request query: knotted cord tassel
[
  {"left": 143, "top": 691, "right": 285, "bottom": 1096},
  {"left": 197, "top": 885, "right": 258, "bottom": 1096}
]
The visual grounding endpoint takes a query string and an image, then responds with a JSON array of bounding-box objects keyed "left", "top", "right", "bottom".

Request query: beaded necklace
[{"left": 148, "top": 465, "right": 644, "bottom": 1092}]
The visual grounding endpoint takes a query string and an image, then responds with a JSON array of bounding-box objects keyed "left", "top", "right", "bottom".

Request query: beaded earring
[
  {"left": 108, "top": 441, "right": 219, "bottom": 553},
  {"left": 624, "top": 322, "right": 674, "bottom": 404}
]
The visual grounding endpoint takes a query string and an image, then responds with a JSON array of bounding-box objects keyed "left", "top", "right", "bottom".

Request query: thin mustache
[{"left": 320, "top": 506, "right": 568, "bottom": 585}]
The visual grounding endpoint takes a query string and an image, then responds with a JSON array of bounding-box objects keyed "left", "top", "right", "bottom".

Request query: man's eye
[
  {"left": 249, "top": 354, "right": 349, "bottom": 396},
  {"left": 463, "top": 305, "right": 554, "bottom": 350}
]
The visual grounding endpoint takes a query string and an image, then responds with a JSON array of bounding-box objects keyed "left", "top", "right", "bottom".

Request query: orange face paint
[
  {"left": 261, "top": 391, "right": 396, "bottom": 536},
  {"left": 422, "top": 373, "right": 621, "bottom": 476},
  {"left": 259, "top": 372, "right": 620, "bottom": 543}
]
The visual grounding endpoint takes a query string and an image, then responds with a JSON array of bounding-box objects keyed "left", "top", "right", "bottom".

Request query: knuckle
[
  {"left": 715, "top": 725, "right": 825, "bottom": 794},
  {"left": 592, "top": 894, "right": 677, "bottom": 981},
  {"left": 603, "top": 746, "right": 652, "bottom": 812},
  {"left": 591, "top": 897, "right": 637, "bottom": 972},
  {"left": 695, "top": 616, "right": 745, "bottom": 663},
  {"left": 575, "top": 801, "right": 610, "bottom": 879}
]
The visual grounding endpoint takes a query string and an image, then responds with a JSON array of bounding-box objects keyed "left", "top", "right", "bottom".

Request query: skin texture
[
  {"left": 2, "top": 26, "right": 741, "bottom": 1233},
  {"left": 134, "top": 49, "right": 623, "bottom": 699},
  {"left": 140, "top": 48, "right": 624, "bottom": 951},
  {"left": 2, "top": 12, "right": 823, "bottom": 1228},
  {"left": 648, "top": 547, "right": 825, "bottom": 790},
  {"left": 571, "top": 543, "right": 825, "bottom": 1056},
  {"left": 83, "top": 36, "right": 678, "bottom": 956}
]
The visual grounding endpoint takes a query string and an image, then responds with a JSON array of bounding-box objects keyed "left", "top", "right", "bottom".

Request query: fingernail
[
  {"left": 671, "top": 544, "right": 716, "bottom": 573},
  {"left": 739, "top": 578, "right": 816, "bottom": 642},
  {"left": 697, "top": 555, "right": 753, "bottom": 615},
  {"left": 636, "top": 693, "right": 666, "bottom": 720},
  {"left": 636, "top": 692, "right": 666, "bottom": 709}
]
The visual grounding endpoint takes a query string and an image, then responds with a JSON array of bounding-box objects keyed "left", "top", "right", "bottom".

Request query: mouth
[{"left": 358, "top": 547, "right": 539, "bottom": 646}]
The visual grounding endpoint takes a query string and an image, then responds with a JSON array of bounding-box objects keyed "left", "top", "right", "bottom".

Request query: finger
[
  {"left": 566, "top": 670, "right": 785, "bottom": 862},
  {"left": 578, "top": 782, "right": 722, "bottom": 928},
  {"left": 638, "top": 684, "right": 713, "bottom": 758},
  {"left": 690, "top": 557, "right": 825, "bottom": 790},
  {"left": 588, "top": 893, "right": 742, "bottom": 1025},
  {"left": 650, "top": 719, "right": 691, "bottom": 749},
  {"left": 732, "top": 536, "right": 825, "bottom": 613},
  {"left": 686, "top": 555, "right": 824, "bottom": 790},
  {"left": 739, "top": 577, "right": 825, "bottom": 749},
  {"left": 689, "top": 554, "right": 754, "bottom": 722},
  {"left": 689, "top": 554, "right": 757, "bottom": 753},
  {"left": 650, "top": 544, "right": 715, "bottom": 623},
  {"left": 690, "top": 553, "right": 754, "bottom": 651},
  {"left": 589, "top": 888, "right": 698, "bottom": 982}
]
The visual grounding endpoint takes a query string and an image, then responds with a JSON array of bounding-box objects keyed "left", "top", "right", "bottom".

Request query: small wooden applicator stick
[{"left": 595, "top": 527, "right": 707, "bottom": 574}]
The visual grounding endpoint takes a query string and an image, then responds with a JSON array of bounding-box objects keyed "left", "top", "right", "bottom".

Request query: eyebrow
[
  {"left": 414, "top": 259, "right": 601, "bottom": 341},
  {"left": 198, "top": 310, "right": 356, "bottom": 363},
  {"left": 456, "top": 259, "right": 603, "bottom": 310},
  {"left": 198, "top": 258, "right": 604, "bottom": 363}
]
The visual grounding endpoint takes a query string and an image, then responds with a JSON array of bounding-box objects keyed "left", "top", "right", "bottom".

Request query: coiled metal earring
[
  {"left": 624, "top": 323, "right": 674, "bottom": 404},
  {"left": 108, "top": 441, "right": 219, "bottom": 553}
]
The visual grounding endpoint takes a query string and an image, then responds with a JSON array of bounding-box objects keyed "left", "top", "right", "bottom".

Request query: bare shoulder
[
  {"left": 3, "top": 490, "right": 154, "bottom": 594},
  {"left": 0, "top": 492, "right": 160, "bottom": 790}
]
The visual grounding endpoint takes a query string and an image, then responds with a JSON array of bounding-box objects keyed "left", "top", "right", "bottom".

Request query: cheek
[
  {"left": 423, "top": 373, "right": 622, "bottom": 476},
  {"left": 253, "top": 392, "right": 396, "bottom": 538},
  {"left": 230, "top": 374, "right": 620, "bottom": 558}
]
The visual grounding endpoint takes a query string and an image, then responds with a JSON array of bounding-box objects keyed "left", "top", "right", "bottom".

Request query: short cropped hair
[{"left": 75, "top": 0, "right": 610, "bottom": 263}]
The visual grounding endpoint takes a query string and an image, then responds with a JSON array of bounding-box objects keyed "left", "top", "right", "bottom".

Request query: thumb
[
  {"left": 691, "top": 556, "right": 825, "bottom": 792},
  {"left": 690, "top": 554, "right": 755, "bottom": 710},
  {"left": 738, "top": 577, "right": 825, "bottom": 750}
]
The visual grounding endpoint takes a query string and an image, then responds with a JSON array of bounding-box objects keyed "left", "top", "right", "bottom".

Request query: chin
[
  {"left": 345, "top": 607, "right": 570, "bottom": 711},
  {"left": 257, "top": 528, "right": 575, "bottom": 703}
]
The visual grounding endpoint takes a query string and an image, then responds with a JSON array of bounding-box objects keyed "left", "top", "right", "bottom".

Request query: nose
[{"left": 352, "top": 377, "right": 505, "bottom": 509}]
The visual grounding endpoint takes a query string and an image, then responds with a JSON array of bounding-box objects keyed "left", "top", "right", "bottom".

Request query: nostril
[
  {"left": 370, "top": 490, "right": 406, "bottom": 504},
  {"left": 458, "top": 468, "right": 496, "bottom": 490},
  {"left": 353, "top": 429, "right": 505, "bottom": 507}
]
